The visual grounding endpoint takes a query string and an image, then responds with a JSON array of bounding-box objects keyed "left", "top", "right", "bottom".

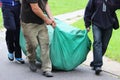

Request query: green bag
[{"left": 20, "top": 19, "right": 91, "bottom": 71}]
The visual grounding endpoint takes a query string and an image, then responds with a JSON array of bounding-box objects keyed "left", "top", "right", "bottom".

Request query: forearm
[
  {"left": 84, "top": 0, "right": 94, "bottom": 28},
  {"left": 30, "top": 3, "right": 48, "bottom": 21},
  {"left": 45, "top": 2, "right": 56, "bottom": 27},
  {"left": 45, "top": 2, "right": 54, "bottom": 19}
]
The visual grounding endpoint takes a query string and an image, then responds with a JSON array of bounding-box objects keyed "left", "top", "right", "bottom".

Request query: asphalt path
[
  {"left": 0, "top": 29, "right": 120, "bottom": 80},
  {"left": 0, "top": 9, "right": 120, "bottom": 80}
]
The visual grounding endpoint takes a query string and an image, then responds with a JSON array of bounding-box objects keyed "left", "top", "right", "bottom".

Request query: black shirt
[{"left": 21, "top": 0, "right": 48, "bottom": 24}]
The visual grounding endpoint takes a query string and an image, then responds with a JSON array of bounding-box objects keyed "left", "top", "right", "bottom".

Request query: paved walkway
[
  {"left": 0, "top": 9, "right": 120, "bottom": 80},
  {"left": 55, "top": 9, "right": 84, "bottom": 24}
]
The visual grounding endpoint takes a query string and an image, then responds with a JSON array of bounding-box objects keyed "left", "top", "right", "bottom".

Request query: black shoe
[
  {"left": 95, "top": 67, "right": 102, "bottom": 75},
  {"left": 29, "top": 61, "right": 37, "bottom": 72},
  {"left": 15, "top": 58, "right": 25, "bottom": 64},
  {"left": 90, "top": 62, "right": 94, "bottom": 67},
  {"left": 43, "top": 71, "right": 53, "bottom": 77},
  {"left": 90, "top": 62, "right": 95, "bottom": 70}
]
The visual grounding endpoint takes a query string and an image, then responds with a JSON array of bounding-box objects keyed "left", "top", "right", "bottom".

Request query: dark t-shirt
[{"left": 21, "top": 0, "right": 48, "bottom": 24}]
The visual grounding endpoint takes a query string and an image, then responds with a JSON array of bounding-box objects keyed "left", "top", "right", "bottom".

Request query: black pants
[
  {"left": 6, "top": 29, "right": 22, "bottom": 58},
  {"left": 2, "top": 4, "right": 22, "bottom": 58}
]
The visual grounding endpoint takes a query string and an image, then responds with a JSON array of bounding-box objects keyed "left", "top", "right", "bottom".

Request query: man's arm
[
  {"left": 84, "top": 0, "right": 94, "bottom": 32},
  {"left": 30, "top": 3, "right": 52, "bottom": 25},
  {"left": 45, "top": 2, "right": 56, "bottom": 28}
]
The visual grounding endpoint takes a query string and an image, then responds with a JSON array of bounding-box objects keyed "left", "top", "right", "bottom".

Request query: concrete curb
[{"left": 55, "top": 9, "right": 84, "bottom": 24}]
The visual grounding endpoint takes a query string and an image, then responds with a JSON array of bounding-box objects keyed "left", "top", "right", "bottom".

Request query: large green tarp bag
[{"left": 20, "top": 19, "right": 91, "bottom": 71}]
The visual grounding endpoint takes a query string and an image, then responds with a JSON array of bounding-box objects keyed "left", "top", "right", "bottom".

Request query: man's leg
[
  {"left": 102, "top": 28, "right": 112, "bottom": 56},
  {"left": 2, "top": 5, "right": 15, "bottom": 61},
  {"left": 92, "top": 25, "right": 102, "bottom": 75},
  {"left": 6, "top": 30, "right": 15, "bottom": 61},
  {"left": 21, "top": 22, "right": 39, "bottom": 71},
  {"left": 12, "top": 5, "right": 24, "bottom": 64},
  {"left": 37, "top": 24, "right": 53, "bottom": 77}
]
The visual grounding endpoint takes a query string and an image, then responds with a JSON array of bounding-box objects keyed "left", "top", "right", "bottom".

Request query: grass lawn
[
  {"left": 0, "top": 0, "right": 88, "bottom": 29},
  {"left": 48, "top": 0, "right": 87, "bottom": 15},
  {"left": 106, "top": 10, "right": 120, "bottom": 62},
  {"left": 72, "top": 10, "right": 120, "bottom": 63},
  {"left": 0, "top": 8, "right": 3, "bottom": 29}
]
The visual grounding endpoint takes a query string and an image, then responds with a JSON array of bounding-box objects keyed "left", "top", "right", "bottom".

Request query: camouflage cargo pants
[{"left": 21, "top": 22, "right": 52, "bottom": 72}]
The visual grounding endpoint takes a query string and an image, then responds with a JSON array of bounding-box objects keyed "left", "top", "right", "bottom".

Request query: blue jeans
[{"left": 92, "top": 25, "right": 113, "bottom": 67}]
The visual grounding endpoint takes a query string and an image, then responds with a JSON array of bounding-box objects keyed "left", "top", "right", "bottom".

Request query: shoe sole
[
  {"left": 8, "top": 57, "right": 14, "bottom": 61},
  {"left": 16, "top": 60, "right": 25, "bottom": 64},
  {"left": 43, "top": 72, "right": 53, "bottom": 77},
  {"left": 95, "top": 70, "right": 102, "bottom": 75},
  {"left": 43, "top": 74, "right": 53, "bottom": 77}
]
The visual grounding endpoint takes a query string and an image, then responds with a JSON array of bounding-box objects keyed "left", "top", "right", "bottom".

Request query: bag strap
[
  {"left": 40, "top": 0, "right": 50, "bottom": 18},
  {"left": 103, "top": 0, "right": 108, "bottom": 8},
  {"left": 91, "top": 1, "right": 102, "bottom": 19},
  {"left": 40, "top": 0, "right": 46, "bottom": 12}
]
